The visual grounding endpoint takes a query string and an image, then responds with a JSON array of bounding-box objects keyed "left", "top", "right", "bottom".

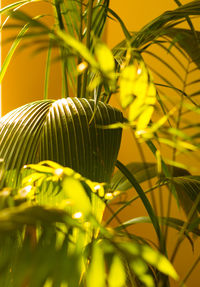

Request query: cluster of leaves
[{"left": 0, "top": 160, "right": 182, "bottom": 287}]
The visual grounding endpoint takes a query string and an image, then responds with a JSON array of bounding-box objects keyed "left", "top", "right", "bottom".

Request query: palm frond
[
  {"left": 0, "top": 98, "right": 123, "bottom": 186},
  {"left": 131, "top": 1, "right": 200, "bottom": 49}
]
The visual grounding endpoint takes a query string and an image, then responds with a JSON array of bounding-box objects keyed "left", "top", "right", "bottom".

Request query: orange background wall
[{"left": 1, "top": 1, "right": 199, "bottom": 286}]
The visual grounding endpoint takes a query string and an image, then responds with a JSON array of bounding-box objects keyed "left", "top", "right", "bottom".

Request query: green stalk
[
  {"left": 77, "top": 0, "right": 83, "bottom": 98},
  {"left": 131, "top": 129, "right": 158, "bottom": 216},
  {"left": 115, "top": 160, "right": 164, "bottom": 251},
  {"left": 164, "top": 60, "right": 190, "bottom": 247},
  {"left": 44, "top": 43, "right": 52, "bottom": 99},
  {"left": 55, "top": 1, "right": 69, "bottom": 98},
  {"left": 82, "top": 0, "right": 94, "bottom": 98}
]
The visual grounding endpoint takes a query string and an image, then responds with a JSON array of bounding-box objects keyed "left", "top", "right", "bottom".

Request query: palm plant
[{"left": 0, "top": 0, "right": 200, "bottom": 286}]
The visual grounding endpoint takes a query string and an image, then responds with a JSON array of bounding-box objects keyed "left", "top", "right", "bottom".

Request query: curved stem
[{"left": 115, "top": 160, "right": 164, "bottom": 251}]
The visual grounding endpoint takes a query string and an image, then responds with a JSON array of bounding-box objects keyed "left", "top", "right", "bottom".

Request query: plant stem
[
  {"left": 131, "top": 130, "right": 158, "bottom": 216},
  {"left": 164, "top": 60, "right": 190, "bottom": 244},
  {"left": 55, "top": 1, "right": 69, "bottom": 98},
  {"left": 44, "top": 43, "right": 52, "bottom": 99},
  {"left": 77, "top": 0, "right": 83, "bottom": 98},
  {"left": 82, "top": 0, "right": 94, "bottom": 98},
  {"left": 116, "top": 160, "right": 162, "bottom": 248}
]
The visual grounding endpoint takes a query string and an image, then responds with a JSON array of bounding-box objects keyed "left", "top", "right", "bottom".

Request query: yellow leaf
[
  {"left": 137, "top": 106, "right": 154, "bottom": 131},
  {"left": 87, "top": 244, "right": 106, "bottom": 287},
  {"left": 95, "top": 42, "right": 115, "bottom": 75},
  {"left": 63, "top": 177, "right": 91, "bottom": 215},
  {"left": 120, "top": 62, "right": 156, "bottom": 131},
  {"left": 120, "top": 65, "right": 137, "bottom": 108},
  {"left": 108, "top": 256, "right": 126, "bottom": 287},
  {"left": 141, "top": 245, "right": 179, "bottom": 280}
]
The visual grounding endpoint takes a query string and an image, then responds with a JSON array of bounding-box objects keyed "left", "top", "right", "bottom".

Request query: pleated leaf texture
[{"left": 0, "top": 98, "right": 123, "bottom": 186}]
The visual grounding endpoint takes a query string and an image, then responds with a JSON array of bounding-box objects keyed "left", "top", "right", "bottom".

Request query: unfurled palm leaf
[
  {"left": 0, "top": 98, "right": 123, "bottom": 187},
  {"left": 131, "top": 1, "right": 200, "bottom": 49},
  {"left": 0, "top": 0, "right": 37, "bottom": 18},
  {"left": 111, "top": 162, "right": 190, "bottom": 192},
  {"left": 172, "top": 176, "right": 200, "bottom": 216},
  {"left": 116, "top": 216, "right": 200, "bottom": 236}
]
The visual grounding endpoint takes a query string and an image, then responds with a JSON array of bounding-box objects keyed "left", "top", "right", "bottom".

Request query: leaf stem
[
  {"left": 115, "top": 160, "right": 163, "bottom": 249},
  {"left": 82, "top": 0, "right": 94, "bottom": 98},
  {"left": 164, "top": 60, "right": 190, "bottom": 245},
  {"left": 55, "top": 1, "right": 69, "bottom": 98},
  {"left": 77, "top": 0, "right": 83, "bottom": 98},
  {"left": 131, "top": 130, "right": 158, "bottom": 216},
  {"left": 44, "top": 43, "right": 52, "bottom": 99}
]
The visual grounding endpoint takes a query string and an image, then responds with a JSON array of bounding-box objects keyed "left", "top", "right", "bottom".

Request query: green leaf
[
  {"left": 119, "top": 241, "right": 178, "bottom": 280},
  {"left": 24, "top": 164, "right": 54, "bottom": 174},
  {"left": 95, "top": 41, "right": 115, "bottom": 76},
  {"left": 94, "top": 41, "right": 116, "bottom": 90},
  {"left": 165, "top": 28, "right": 200, "bottom": 69},
  {"left": 63, "top": 177, "right": 91, "bottom": 215},
  {"left": 120, "top": 63, "right": 156, "bottom": 131},
  {"left": 44, "top": 44, "right": 52, "bottom": 99},
  {"left": 108, "top": 255, "right": 126, "bottom": 287},
  {"left": 116, "top": 216, "right": 200, "bottom": 237},
  {"left": 91, "top": 0, "right": 111, "bottom": 40},
  {"left": 120, "top": 65, "right": 137, "bottom": 108},
  {"left": 138, "top": 274, "right": 155, "bottom": 287},
  {"left": 115, "top": 161, "right": 162, "bottom": 245},
  {"left": 111, "top": 161, "right": 190, "bottom": 192},
  {"left": 56, "top": 29, "right": 98, "bottom": 69},
  {"left": 0, "top": 0, "right": 36, "bottom": 16},
  {"left": 60, "top": 0, "right": 80, "bottom": 38},
  {"left": 172, "top": 176, "right": 200, "bottom": 217},
  {"left": 0, "top": 204, "right": 68, "bottom": 231},
  {"left": 111, "top": 162, "right": 157, "bottom": 191},
  {"left": 130, "top": 258, "right": 155, "bottom": 287},
  {"left": 0, "top": 98, "right": 123, "bottom": 186},
  {"left": 141, "top": 245, "right": 179, "bottom": 280},
  {"left": 87, "top": 243, "right": 106, "bottom": 287},
  {"left": 106, "top": 6, "right": 131, "bottom": 40},
  {"left": 0, "top": 23, "right": 29, "bottom": 83},
  {"left": 130, "top": 1, "right": 200, "bottom": 49}
]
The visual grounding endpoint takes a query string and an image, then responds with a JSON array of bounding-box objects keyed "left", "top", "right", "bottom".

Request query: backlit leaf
[
  {"left": 87, "top": 243, "right": 106, "bottom": 287},
  {"left": 63, "top": 177, "right": 91, "bottom": 215},
  {"left": 108, "top": 255, "right": 126, "bottom": 287},
  {"left": 141, "top": 245, "right": 179, "bottom": 280},
  {"left": 120, "top": 63, "right": 156, "bottom": 131},
  {"left": 95, "top": 42, "right": 115, "bottom": 75}
]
